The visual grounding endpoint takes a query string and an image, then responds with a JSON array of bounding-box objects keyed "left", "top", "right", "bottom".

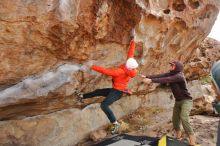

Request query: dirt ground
[{"left": 77, "top": 107, "right": 219, "bottom": 146}]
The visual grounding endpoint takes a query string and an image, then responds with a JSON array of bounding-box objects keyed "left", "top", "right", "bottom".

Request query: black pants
[{"left": 83, "top": 88, "right": 123, "bottom": 123}]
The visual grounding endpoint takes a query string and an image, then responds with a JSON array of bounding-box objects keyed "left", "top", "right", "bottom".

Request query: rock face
[
  {"left": 0, "top": 80, "right": 215, "bottom": 146},
  {"left": 0, "top": 0, "right": 142, "bottom": 120},
  {"left": 134, "top": 0, "right": 220, "bottom": 73},
  {"left": 0, "top": 96, "right": 143, "bottom": 146},
  {"left": 185, "top": 38, "right": 220, "bottom": 80},
  {"left": 0, "top": 0, "right": 219, "bottom": 145},
  {"left": 0, "top": 0, "right": 141, "bottom": 86},
  {"left": 189, "top": 80, "right": 215, "bottom": 115}
]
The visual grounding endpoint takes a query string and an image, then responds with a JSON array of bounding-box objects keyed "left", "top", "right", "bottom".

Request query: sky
[{"left": 208, "top": 14, "right": 220, "bottom": 41}]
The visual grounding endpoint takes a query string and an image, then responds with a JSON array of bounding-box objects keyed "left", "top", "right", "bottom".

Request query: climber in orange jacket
[{"left": 78, "top": 39, "right": 138, "bottom": 134}]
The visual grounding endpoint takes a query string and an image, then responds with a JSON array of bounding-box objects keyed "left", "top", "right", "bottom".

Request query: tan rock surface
[{"left": 185, "top": 38, "right": 220, "bottom": 80}]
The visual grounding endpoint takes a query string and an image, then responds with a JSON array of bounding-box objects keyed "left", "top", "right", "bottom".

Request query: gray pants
[{"left": 172, "top": 100, "right": 194, "bottom": 135}]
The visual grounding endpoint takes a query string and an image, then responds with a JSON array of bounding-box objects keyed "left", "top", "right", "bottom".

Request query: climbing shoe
[{"left": 111, "top": 123, "right": 120, "bottom": 134}]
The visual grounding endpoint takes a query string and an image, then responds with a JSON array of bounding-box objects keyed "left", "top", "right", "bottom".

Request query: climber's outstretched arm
[{"left": 127, "top": 39, "right": 135, "bottom": 59}]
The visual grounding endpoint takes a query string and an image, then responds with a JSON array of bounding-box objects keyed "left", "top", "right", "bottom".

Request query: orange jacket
[{"left": 91, "top": 40, "right": 137, "bottom": 91}]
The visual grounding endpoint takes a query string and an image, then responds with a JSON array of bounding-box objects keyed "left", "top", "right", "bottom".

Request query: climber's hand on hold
[
  {"left": 85, "top": 60, "right": 94, "bottom": 68},
  {"left": 80, "top": 60, "right": 94, "bottom": 71},
  {"left": 139, "top": 74, "right": 146, "bottom": 78},
  {"left": 142, "top": 78, "right": 152, "bottom": 84}
]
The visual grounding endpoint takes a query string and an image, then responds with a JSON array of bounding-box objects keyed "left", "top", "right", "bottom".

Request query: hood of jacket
[{"left": 170, "top": 61, "right": 184, "bottom": 74}]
